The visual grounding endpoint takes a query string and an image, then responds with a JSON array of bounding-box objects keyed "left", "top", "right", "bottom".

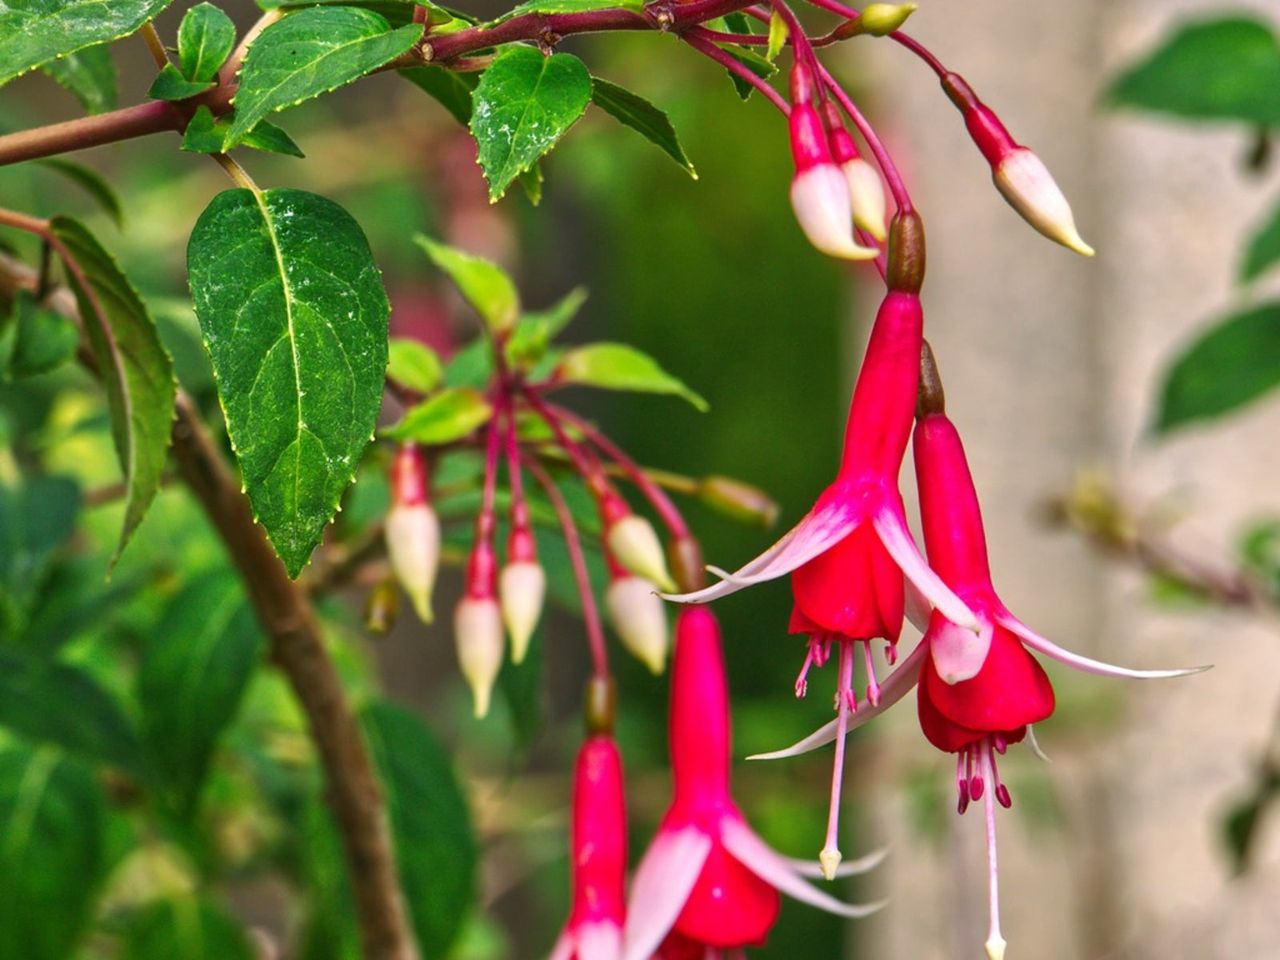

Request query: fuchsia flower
[
  {"left": 550, "top": 735, "right": 628, "bottom": 960},
  {"left": 623, "top": 606, "right": 881, "bottom": 960}
]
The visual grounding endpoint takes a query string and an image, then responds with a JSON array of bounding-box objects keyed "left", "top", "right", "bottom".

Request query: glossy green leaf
[
  {"left": 1241, "top": 195, "right": 1280, "bottom": 283},
  {"left": 384, "top": 386, "right": 493, "bottom": 444},
  {"left": 496, "top": 0, "right": 641, "bottom": 20},
  {"left": 37, "top": 158, "right": 125, "bottom": 226},
  {"left": 180, "top": 105, "right": 305, "bottom": 157},
  {"left": 400, "top": 66, "right": 478, "bottom": 125},
  {"left": 556, "top": 342, "right": 708, "bottom": 410},
  {"left": 121, "top": 898, "right": 255, "bottom": 960},
  {"left": 1105, "top": 17, "right": 1280, "bottom": 127},
  {"left": 506, "top": 286, "right": 586, "bottom": 366},
  {"left": 188, "top": 188, "right": 389, "bottom": 577},
  {"left": 1155, "top": 302, "right": 1280, "bottom": 432},
  {"left": 39, "top": 43, "right": 117, "bottom": 113},
  {"left": 0, "top": 0, "right": 173, "bottom": 87},
  {"left": 1, "top": 291, "right": 79, "bottom": 380},
  {"left": 414, "top": 234, "right": 519, "bottom": 332},
  {"left": 178, "top": 2, "right": 236, "bottom": 83},
  {"left": 0, "top": 745, "right": 106, "bottom": 960},
  {"left": 148, "top": 63, "right": 215, "bottom": 101},
  {"left": 49, "top": 216, "right": 175, "bottom": 564},
  {"left": 386, "top": 337, "right": 443, "bottom": 393},
  {"left": 591, "top": 77, "right": 696, "bottom": 176},
  {"left": 139, "top": 574, "right": 263, "bottom": 813},
  {"left": 226, "top": 6, "right": 422, "bottom": 147},
  {"left": 470, "top": 45, "right": 592, "bottom": 201}
]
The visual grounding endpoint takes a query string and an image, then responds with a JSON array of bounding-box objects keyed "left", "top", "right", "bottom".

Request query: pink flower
[
  {"left": 623, "top": 607, "right": 881, "bottom": 960},
  {"left": 549, "top": 735, "right": 627, "bottom": 960}
]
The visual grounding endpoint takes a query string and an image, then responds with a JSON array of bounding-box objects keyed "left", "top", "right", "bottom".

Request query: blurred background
[{"left": 2, "top": 0, "right": 1279, "bottom": 958}]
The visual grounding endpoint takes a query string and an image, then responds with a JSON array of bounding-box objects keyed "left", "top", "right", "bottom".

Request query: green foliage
[
  {"left": 226, "top": 6, "right": 423, "bottom": 147},
  {"left": 180, "top": 106, "right": 305, "bottom": 157},
  {"left": 0, "top": 0, "right": 173, "bottom": 87},
  {"left": 386, "top": 337, "right": 443, "bottom": 394},
  {"left": 385, "top": 386, "right": 494, "bottom": 444},
  {"left": 496, "top": 0, "right": 642, "bottom": 20},
  {"left": 148, "top": 64, "right": 215, "bottom": 101},
  {"left": 401, "top": 66, "right": 479, "bottom": 126},
  {"left": 1241, "top": 196, "right": 1280, "bottom": 283},
  {"left": 49, "top": 215, "right": 176, "bottom": 565},
  {"left": 506, "top": 286, "right": 587, "bottom": 367},
  {"left": 36, "top": 158, "right": 126, "bottom": 227},
  {"left": 0, "top": 745, "right": 106, "bottom": 960},
  {"left": 121, "top": 898, "right": 256, "bottom": 960},
  {"left": 556, "top": 341, "right": 708, "bottom": 411},
  {"left": 591, "top": 77, "right": 697, "bottom": 177},
  {"left": 178, "top": 3, "right": 236, "bottom": 84},
  {"left": 0, "top": 473, "right": 80, "bottom": 634},
  {"left": 39, "top": 44, "right": 117, "bottom": 114},
  {"left": 1, "top": 291, "right": 80, "bottom": 380},
  {"left": 766, "top": 10, "right": 789, "bottom": 62},
  {"left": 1155, "top": 302, "right": 1280, "bottom": 432},
  {"left": 415, "top": 235, "right": 520, "bottom": 332},
  {"left": 469, "top": 45, "right": 593, "bottom": 201},
  {"left": 187, "top": 188, "right": 389, "bottom": 577},
  {"left": 1105, "top": 17, "right": 1280, "bottom": 127}
]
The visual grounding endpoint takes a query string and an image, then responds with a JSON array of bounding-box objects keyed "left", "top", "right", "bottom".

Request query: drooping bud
[
  {"left": 454, "top": 596, "right": 504, "bottom": 718},
  {"left": 605, "top": 573, "right": 668, "bottom": 674},
  {"left": 823, "top": 102, "right": 887, "bottom": 241},
  {"left": 602, "top": 496, "right": 675, "bottom": 591},
  {"left": 886, "top": 208, "right": 926, "bottom": 294},
  {"left": 385, "top": 444, "right": 441, "bottom": 623},
  {"left": 364, "top": 578, "right": 399, "bottom": 635},
  {"left": 499, "top": 560, "right": 545, "bottom": 664},
  {"left": 857, "top": 2, "right": 918, "bottom": 36},
  {"left": 698, "top": 475, "right": 780, "bottom": 528},
  {"left": 941, "top": 72, "right": 1094, "bottom": 257},
  {"left": 788, "top": 65, "right": 879, "bottom": 261}
]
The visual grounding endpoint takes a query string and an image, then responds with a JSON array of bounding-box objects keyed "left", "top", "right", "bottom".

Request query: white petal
[
  {"left": 787, "top": 846, "right": 888, "bottom": 877},
  {"left": 576, "top": 920, "right": 623, "bottom": 960},
  {"left": 904, "top": 576, "right": 932, "bottom": 633},
  {"left": 790, "top": 165, "right": 881, "bottom": 260},
  {"left": 548, "top": 932, "right": 574, "bottom": 960},
  {"left": 622, "top": 827, "right": 712, "bottom": 960},
  {"left": 930, "top": 615, "right": 994, "bottom": 684},
  {"left": 998, "top": 612, "right": 1210, "bottom": 680},
  {"left": 720, "top": 818, "right": 886, "bottom": 919},
  {"left": 873, "top": 509, "right": 979, "bottom": 630},
  {"left": 994, "top": 148, "right": 1094, "bottom": 257}
]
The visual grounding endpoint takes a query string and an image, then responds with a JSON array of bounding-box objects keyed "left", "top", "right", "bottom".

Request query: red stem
[
  {"left": 0, "top": 100, "right": 182, "bottom": 166},
  {"left": 682, "top": 29, "right": 791, "bottom": 115},
  {"left": 816, "top": 61, "right": 913, "bottom": 213},
  {"left": 521, "top": 388, "right": 617, "bottom": 506}
]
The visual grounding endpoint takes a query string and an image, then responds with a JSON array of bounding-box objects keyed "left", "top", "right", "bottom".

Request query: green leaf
[
  {"left": 506, "top": 286, "right": 586, "bottom": 367},
  {"left": 187, "top": 189, "right": 389, "bottom": 577},
  {"left": 148, "top": 63, "right": 215, "bottom": 101},
  {"left": 0, "top": 648, "right": 146, "bottom": 775},
  {"left": 766, "top": 10, "right": 788, "bottom": 61},
  {"left": 400, "top": 66, "right": 478, "bottom": 125},
  {"left": 722, "top": 45, "right": 776, "bottom": 101},
  {"left": 0, "top": 0, "right": 173, "bottom": 87},
  {"left": 590, "top": 77, "right": 696, "bottom": 177},
  {"left": 498, "top": 631, "right": 544, "bottom": 751},
  {"left": 1241, "top": 195, "right": 1280, "bottom": 283},
  {"left": 226, "top": 7, "right": 422, "bottom": 147},
  {"left": 121, "top": 898, "right": 255, "bottom": 960},
  {"left": 384, "top": 386, "right": 493, "bottom": 444},
  {"left": 442, "top": 336, "right": 493, "bottom": 389},
  {"left": 0, "top": 474, "right": 80, "bottom": 630},
  {"left": 1105, "top": 17, "right": 1280, "bottom": 127},
  {"left": 139, "top": 574, "right": 263, "bottom": 813},
  {"left": 556, "top": 342, "right": 708, "bottom": 410},
  {"left": 36, "top": 158, "right": 125, "bottom": 227},
  {"left": 1155, "top": 302, "right": 1280, "bottom": 432},
  {"left": 386, "top": 337, "right": 443, "bottom": 393},
  {"left": 496, "top": 0, "right": 642, "bottom": 20},
  {"left": 1, "top": 291, "right": 79, "bottom": 380},
  {"left": 39, "top": 43, "right": 117, "bottom": 113},
  {"left": 181, "top": 105, "right": 305, "bottom": 157},
  {"left": 361, "top": 701, "right": 476, "bottom": 957},
  {"left": 49, "top": 216, "right": 175, "bottom": 564},
  {"left": 414, "top": 234, "right": 519, "bottom": 332},
  {"left": 517, "top": 161, "right": 544, "bottom": 206},
  {"left": 469, "top": 45, "right": 592, "bottom": 201},
  {"left": 0, "top": 745, "right": 106, "bottom": 960},
  {"left": 178, "top": 2, "right": 236, "bottom": 83}
]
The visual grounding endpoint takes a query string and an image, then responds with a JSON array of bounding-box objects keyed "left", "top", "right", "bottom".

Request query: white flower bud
[
  {"left": 994, "top": 148, "right": 1095, "bottom": 257},
  {"left": 605, "top": 576, "right": 668, "bottom": 674},
  {"left": 606, "top": 515, "right": 676, "bottom": 592},
  {"left": 790, "top": 165, "right": 881, "bottom": 261},
  {"left": 499, "top": 561, "right": 545, "bottom": 665},
  {"left": 454, "top": 597, "right": 504, "bottom": 718},
  {"left": 384, "top": 502, "right": 440, "bottom": 623},
  {"left": 842, "top": 157, "right": 888, "bottom": 242}
]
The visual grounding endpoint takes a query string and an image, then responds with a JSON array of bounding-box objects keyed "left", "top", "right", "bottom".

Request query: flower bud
[
  {"left": 605, "top": 514, "right": 675, "bottom": 592},
  {"left": 698, "top": 475, "right": 780, "bottom": 527},
  {"left": 857, "top": 2, "right": 917, "bottom": 36},
  {"left": 454, "top": 596, "right": 504, "bottom": 718},
  {"left": 499, "top": 560, "right": 545, "bottom": 664},
  {"left": 789, "top": 100, "right": 880, "bottom": 261},
  {"left": 994, "top": 148, "right": 1095, "bottom": 257},
  {"left": 605, "top": 575, "right": 668, "bottom": 674},
  {"left": 823, "top": 102, "right": 887, "bottom": 242},
  {"left": 385, "top": 445, "right": 441, "bottom": 623}
]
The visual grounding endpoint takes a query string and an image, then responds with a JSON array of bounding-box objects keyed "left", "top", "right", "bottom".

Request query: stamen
[
  {"left": 966, "top": 745, "right": 984, "bottom": 802},
  {"left": 981, "top": 742, "right": 1007, "bottom": 960},
  {"left": 987, "top": 741, "right": 1013, "bottom": 809},
  {"left": 956, "top": 752, "right": 971, "bottom": 814},
  {"left": 862, "top": 641, "right": 881, "bottom": 706},
  {"left": 884, "top": 638, "right": 898, "bottom": 666},
  {"left": 820, "top": 641, "right": 857, "bottom": 879}
]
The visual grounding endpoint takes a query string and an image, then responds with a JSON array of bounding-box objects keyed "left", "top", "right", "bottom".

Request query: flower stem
[
  {"left": 816, "top": 62, "right": 913, "bottom": 213},
  {"left": 682, "top": 29, "right": 791, "bottom": 115},
  {"left": 982, "top": 742, "right": 1007, "bottom": 960}
]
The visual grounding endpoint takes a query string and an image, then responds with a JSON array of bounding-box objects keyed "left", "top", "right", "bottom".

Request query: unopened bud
[
  {"left": 857, "top": 3, "right": 917, "bottom": 36},
  {"left": 364, "top": 578, "right": 399, "bottom": 635},
  {"left": 605, "top": 575, "right": 668, "bottom": 674},
  {"left": 887, "top": 209, "right": 926, "bottom": 293},
  {"left": 698, "top": 475, "right": 780, "bottom": 527},
  {"left": 386, "top": 445, "right": 440, "bottom": 622},
  {"left": 454, "top": 596, "right": 504, "bottom": 718},
  {"left": 994, "top": 148, "right": 1095, "bottom": 257},
  {"left": 790, "top": 101, "right": 879, "bottom": 261},
  {"left": 606, "top": 514, "right": 675, "bottom": 592},
  {"left": 822, "top": 102, "right": 887, "bottom": 242},
  {"left": 499, "top": 560, "right": 545, "bottom": 664}
]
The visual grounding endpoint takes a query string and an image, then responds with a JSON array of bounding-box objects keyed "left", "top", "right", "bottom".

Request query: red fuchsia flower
[
  {"left": 667, "top": 217, "right": 978, "bottom": 875},
  {"left": 623, "top": 606, "right": 882, "bottom": 960},
  {"left": 454, "top": 535, "right": 504, "bottom": 718},
  {"left": 549, "top": 734, "right": 628, "bottom": 960},
  {"left": 385, "top": 443, "right": 441, "bottom": 623}
]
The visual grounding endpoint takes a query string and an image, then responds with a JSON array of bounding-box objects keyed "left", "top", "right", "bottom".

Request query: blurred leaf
[
  {"left": 1241, "top": 194, "right": 1280, "bottom": 283},
  {"left": 178, "top": 3, "right": 236, "bottom": 83},
  {"left": 180, "top": 105, "right": 305, "bottom": 157},
  {"left": 469, "top": 45, "right": 592, "bottom": 201},
  {"left": 121, "top": 898, "right": 255, "bottom": 960},
  {"left": 17, "top": 558, "right": 148, "bottom": 655},
  {"left": 1105, "top": 17, "right": 1280, "bottom": 127},
  {"left": 147, "top": 63, "right": 215, "bottom": 101},
  {"left": 766, "top": 11, "right": 788, "bottom": 61},
  {"left": 1155, "top": 302, "right": 1280, "bottom": 432},
  {"left": 36, "top": 158, "right": 125, "bottom": 227},
  {"left": 556, "top": 342, "right": 708, "bottom": 410},
  {"left": 226, "top": 7, "right": 422, "bottom": 147},
  {"left": 1239, "top": 519, "right": 1280, "bottom": 598},
  {"left": 1222, "top": 791, "right": 1270, "bottom": 875},
  {"left": 0, "top": 745, "right": 106, "bottom": 960},
  {"left": 1, "top": 290, "right": 80, "bottom": 381},
  {"left": 498, "top": 629, "right": 544, "bottom": 752},
  {"left": 139, "top": 574, "right": 263, "bottom": 814},
  {"left": 0, "top": 0, "right": 172, "bottom": 87},
  {"left": 400, "top": 66, "right": 478, "bottom": 125},
  {"left": 442, "top": 337, "right": 494, "bottom": 389},
  {"left": 49, "top": 215, "right": 176, "bottom": 565},
  {"left": 387, "top": 337, "right": 443, "bottom": 393},
  {"left": 721, "top": 45, "right": 776, "bottom": 101},
  {"left": 415, "top": 234, "right": 519, "bottom": 332},
  {"left": 384, "top": 386, "right": 493, "bottom": 444},
  {"left": 518, "top": 161, "right": 544, "bottom": 206},
  {"left": 0, "top": 473, "right": 79, "bottom": 632},
  {"left": 39, "top": 43, "right": 117, "bottom": 113},
  {"left": 591, "top": 77, "right": 696, "bottom": 177},
  {"left": 506, "top": 286, "right": 587, "bottom": 367},
  {"left": 187, "top": 188, "right": 389, "bottom": 577}
]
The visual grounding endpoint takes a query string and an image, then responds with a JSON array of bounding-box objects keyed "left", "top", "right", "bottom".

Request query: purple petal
[
  {"left": 873, "top": 508, "right": 979, "bottom": 630},
  {"left": 787, "top": 846, "right": 888, "bottom": 877},
  {"left": 622, "top": 826, "right": 711, "bottom": 960},
  {"left": 998, "top": 612, "right": 1210, "bottom": 680}
]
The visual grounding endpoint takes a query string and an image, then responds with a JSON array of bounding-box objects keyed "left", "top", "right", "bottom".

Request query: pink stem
[
  {"left": 799, "top": 0, "right": 948, "bottom": 76},
  {"left": 822, "top": 640, "right": 856, "bottom": 859},
  {"left": 682, "top": 29, "right": 791, "bottom": 115},
  {"left": 816, "top": 61, "right": 913, "bottom": 213},
  {"left": 982, "top": 742, "right": 1005, "bottom": 956}
]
